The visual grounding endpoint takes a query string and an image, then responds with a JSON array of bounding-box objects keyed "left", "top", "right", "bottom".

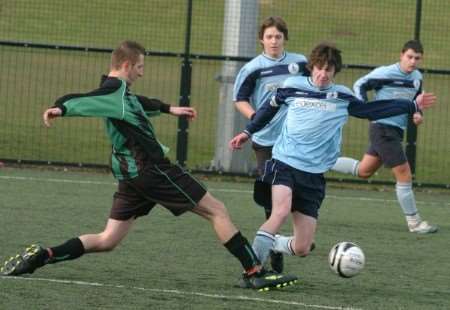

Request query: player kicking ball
[{"left": 1, "top": 40, "right": 297, "bottom": 291}]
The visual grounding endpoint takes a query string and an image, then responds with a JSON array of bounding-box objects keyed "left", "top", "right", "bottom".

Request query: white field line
[
  {"left": 0, "top": 276, "right": 362, "bottom": 310},
  {"left": 0, "top": 175, "right": 448, "bottom": 207}
]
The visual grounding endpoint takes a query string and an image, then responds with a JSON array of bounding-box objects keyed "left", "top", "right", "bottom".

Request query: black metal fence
[{"left": 1, "top": 0, "right": 449, "bottom": 187}]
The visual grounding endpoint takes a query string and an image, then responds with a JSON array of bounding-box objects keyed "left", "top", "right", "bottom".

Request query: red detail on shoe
[
  {"left": 245, "top": 265, "right": 261, "bottom": 276},
  {"left": 46, "top": 248, "right": 53, "bottom": 259}
]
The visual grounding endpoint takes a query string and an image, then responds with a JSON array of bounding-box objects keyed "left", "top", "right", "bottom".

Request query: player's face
[
  {"left": 311, "top": 63, "right": 335, "bottom": 88},
  {"left": 260, "top": 26, "right": 285, "bottom": 58},
  {"left": 125, "top": 54, "right": 145, "bottom": 84},
  {"left": 399, "top": 49, "right": 422, "bottom": 74}
]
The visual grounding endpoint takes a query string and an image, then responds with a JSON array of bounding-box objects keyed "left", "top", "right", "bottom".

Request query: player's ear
[{"left": 121, "top": 60, "right": 131, "bottom": 71}]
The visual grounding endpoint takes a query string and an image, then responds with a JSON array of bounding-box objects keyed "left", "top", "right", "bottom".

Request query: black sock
[
  {"left": 48, "top": 238, "right": 85, "bottom": 264},
  {"left": 223, "top": 231, "right": 260, "bottom": 271}
]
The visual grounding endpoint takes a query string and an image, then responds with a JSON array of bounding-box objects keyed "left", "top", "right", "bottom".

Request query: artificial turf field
[{"left": 0, "top": 167, "right": 449, "bottom": 309}]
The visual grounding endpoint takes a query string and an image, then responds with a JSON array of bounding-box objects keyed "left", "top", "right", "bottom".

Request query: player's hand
[
  {"left": 416, "top": 92, "right": 436, "bottom": 110},
  {"left": 412, "top": 112, "right": 423, "bottom": 126},
  {"left": 169, "top": 106, "right": 197, "bottom": 121},
  {"left": 43, "top": 107, "right": 63, "bottom": 127},
  {"left": 229, "top": 132, "right": 250, "bottom": 150}
]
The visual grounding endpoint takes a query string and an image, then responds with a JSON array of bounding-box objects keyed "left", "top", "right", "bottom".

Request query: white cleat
[{"left": 408, "top": 221, "right": 438, "bottom": 234}]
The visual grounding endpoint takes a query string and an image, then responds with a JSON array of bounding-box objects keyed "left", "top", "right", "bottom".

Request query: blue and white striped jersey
[
  {"left": 353, "top": 63, "right": 422, "bottom": 130},
  {"left": 245, "top": 76, "right": 420, "bottom": 173},
  {"left": 233, "top": 51, "right": 308, "bottom": 146}
]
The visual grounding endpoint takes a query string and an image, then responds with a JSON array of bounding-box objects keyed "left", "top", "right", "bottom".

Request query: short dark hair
[
  {"left": 402, "top": 40, "right": 424, "bottom": 54},
  {"left": 259, "top": 16, "right": 288, "bottom": 41},
  {"left": 307, "top": 42, "right": 342, "bottom": 74},
  {"left": 111, "top": 40, "right": 145, "bottom": 70}
]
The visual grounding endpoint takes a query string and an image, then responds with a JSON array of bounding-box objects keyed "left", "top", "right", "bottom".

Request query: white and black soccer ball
[{"left": 328, "top": 242, "right": 365, "bottom": 278}]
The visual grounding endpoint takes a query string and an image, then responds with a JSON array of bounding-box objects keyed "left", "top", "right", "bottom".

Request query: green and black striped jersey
[{"left": 54, "top": 76, "right": 171, "bottom": 180}]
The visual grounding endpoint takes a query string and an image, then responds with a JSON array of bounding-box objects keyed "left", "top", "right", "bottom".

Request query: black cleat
[
  {"left": 1, "top": 244, "right": 47, "bottom": 276},
  {"left": 238, "top": 269, "right": 298, "bottom": 291},
  {"left": 269, "top": 250, "right": 284, "bottom": 274}
]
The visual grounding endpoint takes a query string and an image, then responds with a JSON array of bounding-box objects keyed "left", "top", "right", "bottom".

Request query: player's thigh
[
  {"left": 191, "top": 192, "right": 227, "bottom": 219},
  {"left": 271, "top": 184, "right": 293, "bottom": 218}
]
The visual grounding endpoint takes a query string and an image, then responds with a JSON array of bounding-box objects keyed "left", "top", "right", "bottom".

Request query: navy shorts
[
  {"left": 367, "top": 122, "right": 407, "bottom": 168},
  {"left": 110, "top": 162, "right": 207, "bottom": 220},
  {"left": 261, "top": 159, "right": 325, "bottom": 219},
  {"left": 251, "top": 141, "right": 272, "bottom": 176}
]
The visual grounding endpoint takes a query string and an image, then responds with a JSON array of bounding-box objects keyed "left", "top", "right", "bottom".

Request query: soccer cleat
[
  {"left": 1, "top": 244, "right": 48, "bottom": 276},
  {"left": 269, "top": 250, "right": 284, "bottom": 274},
  {"left": 408, "top": 221, "right": 438, "bottom": 234},
  {"left": 238, "top": 269, "right": 298, "bottom": 291}
]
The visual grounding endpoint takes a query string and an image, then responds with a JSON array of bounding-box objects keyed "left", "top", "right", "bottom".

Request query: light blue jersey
[
  {"left": 353, "top": 63, "right": 422, "bottom": 130},
  {"left": 233, "top": 51, "right": 308, "bottom": 146},
  {"left": 245, "top": 76, "right": 421, "bottom": 174}
]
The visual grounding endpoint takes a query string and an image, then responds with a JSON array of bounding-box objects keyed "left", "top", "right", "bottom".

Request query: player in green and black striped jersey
[{"left": 1, "top": 40, "right": 297, "bottom": 291}]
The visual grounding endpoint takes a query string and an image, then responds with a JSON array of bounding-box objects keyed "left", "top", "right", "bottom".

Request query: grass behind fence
[{"left": 0, "top": 0, "right": 449, "bottom": 184}]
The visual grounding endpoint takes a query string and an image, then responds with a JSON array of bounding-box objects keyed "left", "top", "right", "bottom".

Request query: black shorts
[
  {"left": 252, "top": 141, "right": 273, "bottom": 176},
  {"left": 261, "top": 159, "right": 325, "bottom": 219},
  {"left": 367, "top": 122, "right": 407, "bottom": 168},
  {"left": 110, "top": 163, "right": 207, "bottom": 220}
]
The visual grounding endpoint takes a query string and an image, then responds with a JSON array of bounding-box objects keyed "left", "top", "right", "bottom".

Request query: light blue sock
[
  {"left": 273, "top": 235, "right": 295, "bottom": 255},
  {"left": 252, "top": 230, "right": 275, "bottom": 266},
  {"left": 395, "top": 182, "right": 418, "bottom": 216},
  {"left": 331, "top": 157, "right": 360, "bottom": 176}
]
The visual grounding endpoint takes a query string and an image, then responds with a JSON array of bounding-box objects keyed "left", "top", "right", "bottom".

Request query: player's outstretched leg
[
  {"left": 1, "top": 244, "right": 49, "bottom": 276},
  {"left": 238, "top": 268, "right": 298, "bottom": 291}
]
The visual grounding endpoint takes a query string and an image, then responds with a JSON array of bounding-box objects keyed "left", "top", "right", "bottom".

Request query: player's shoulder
[
  {"left": 411, "top": 68, "right": 423, "bottom": 79},
  {"left": 282, "top": 75, "right": 308, "bottom": 88},
  {"left": 334, "top": 84, "right": 354, "bottom": 96},
  {"left": 367, "top": 64, "right": 394, "bottom": 77},
  {"left": 285, "top": 51, "right": 307, "bottom": 62},
  {"left": 238, "top": 54, "right": 267, "bottom": 75}
]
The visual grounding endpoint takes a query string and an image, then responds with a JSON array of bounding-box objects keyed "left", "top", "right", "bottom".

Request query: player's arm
[
  {"left": 348, "top": 92, "right": 436, "bottom": 120},
  {"left": 136, "top": 95, "right": 197, "bottom": 120},
  {"left": 235, "top": 100, "right": 256, "bottom": 120},
  {"left": 412, "top": 80, "right": 424, "bottom": 125},
  {"left": 233, "top": 67, "right": 257, "bottom": 119},
  {"left": 136, "top": 96, "right": 171, "bottom": 115},
  {"left": 49, "top": 78, "right": 128, "bottom": 120},
  {"left": 229, "top": 88, "right": 290, "bottom": 150},
  {"left": 353, "top": 69, "right": 383, "bottom": 102}
]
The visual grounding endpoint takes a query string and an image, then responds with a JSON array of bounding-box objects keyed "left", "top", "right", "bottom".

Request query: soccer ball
[{"left": 328, "top": 242, "right": 365, "bottom": 278}]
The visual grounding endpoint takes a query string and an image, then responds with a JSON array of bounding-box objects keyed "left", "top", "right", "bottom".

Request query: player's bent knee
[
  {"left": 196, "top": 193, "right": 230, "bottom": 220},
  {"left": 292, "top": 243, "right": 312, "bottom": 257},
  {"left": 358, "top": 170, "right": 374, "bottom": 179}
]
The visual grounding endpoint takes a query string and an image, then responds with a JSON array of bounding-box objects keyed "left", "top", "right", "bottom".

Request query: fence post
[
  {"left": 405, "top": 0, "right": 422, "bottom": 177},
  {"left": 212, "top": 0, "right": 258, "bottom": 174},
  {"left": 176, "top": 0, "right": 193, "bottom": 167}
]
